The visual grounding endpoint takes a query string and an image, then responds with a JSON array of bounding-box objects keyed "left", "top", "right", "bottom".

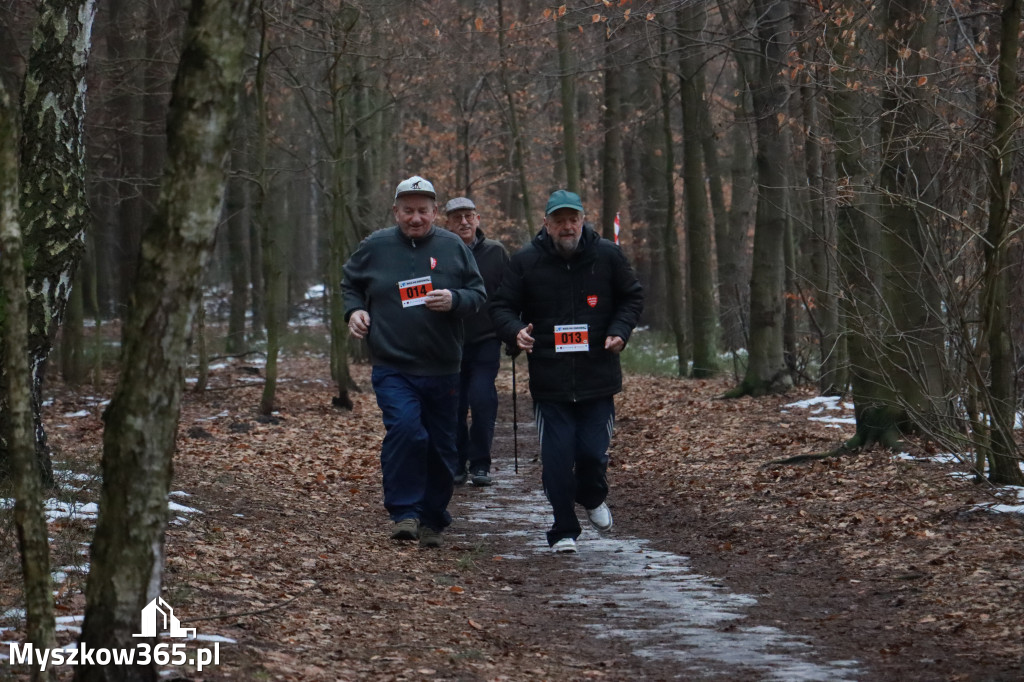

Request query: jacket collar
[
  {"left": 394, "top": 224, "right": 438, "bottom": 247},
  {"left": 469, "top": 227, "right": 486, "bottom": 249}
]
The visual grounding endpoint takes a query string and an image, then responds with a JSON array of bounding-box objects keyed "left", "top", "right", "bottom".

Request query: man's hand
[
  {"left": 424, "top": 289, "right": 453, "bottom": 311},
  {"left": 348, "top": 310, "right": 371, "bottom": 339},
  {"left": 517, "top": 323, "right": 535, "bottom": 353},
  {"left": 604, "top": 335, "right": 625, "bottom": 354}
]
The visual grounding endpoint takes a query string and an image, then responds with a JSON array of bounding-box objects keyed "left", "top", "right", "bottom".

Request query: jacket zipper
[{"left": 567, "top": 260, "right": 577, "bottom": 403}]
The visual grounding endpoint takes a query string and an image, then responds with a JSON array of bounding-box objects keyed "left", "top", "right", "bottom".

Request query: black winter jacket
[
  {"left": 463, "top": 227, "right": 510, "bottom": 345},
  {"left": 490, "top": 225, "right": 643, "bottom": 402}
]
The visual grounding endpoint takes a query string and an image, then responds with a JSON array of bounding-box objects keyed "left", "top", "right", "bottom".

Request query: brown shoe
[
  {"left": 391, "top": 518, "right": 419, "bottom": 541},
  {"left": 418, "top": 526, "right": 443, "bottom": 548}
]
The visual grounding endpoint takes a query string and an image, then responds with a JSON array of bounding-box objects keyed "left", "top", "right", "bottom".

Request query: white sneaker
[
  {"left": 551, "top": 538, "right": 578, "bottom": 554},
  {"left": 586, "top": 502, "right": 613, "bottom": 533}
]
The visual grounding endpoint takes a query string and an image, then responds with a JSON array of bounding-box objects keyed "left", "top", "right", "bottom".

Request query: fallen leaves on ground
[{"left": 3, "top": 354, "right": 1023, "bottom": 680}]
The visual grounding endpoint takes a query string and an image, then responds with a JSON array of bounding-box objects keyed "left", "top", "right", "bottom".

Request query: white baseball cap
[{"left": 394, "top": 176, "right": 436, "bottom": 200}]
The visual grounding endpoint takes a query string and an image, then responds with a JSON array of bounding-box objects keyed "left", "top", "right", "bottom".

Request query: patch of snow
[
  {"left": 196, "top": 410, "right": 231, "bottom": 421},
  {"left": 44, "top": 500, "right": 99, "bottom": 522},
  {"left": 188, "top": 633, "right": 237, "bottom": 644},
  {"left": 784, "top": 396, "right": 842, "bottom": 410},
  {"left": 62, "top": 410, "right": 90, "bottom": 418},
  {"left": 808, "top": 416, "right": 857, "bottom": 425},
  {"left": 55, "top": 615, "right": 84, "bottom": 633},
  {"left": 168, "top": 501, "right": 201, "bottom": 514},
  {"left": 53, "top": 469, "right": 94, "bottom": 483}
]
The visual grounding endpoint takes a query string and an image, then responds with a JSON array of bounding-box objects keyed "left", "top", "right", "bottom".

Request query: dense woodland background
[{"left": 1, "top": 0, "right": 1023, "bottom": 678}]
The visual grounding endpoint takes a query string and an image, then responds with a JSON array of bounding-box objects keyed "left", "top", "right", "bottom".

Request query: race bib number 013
[
  {"left": 554, "top": 324, "right": 589, "bottom": 352},
  {"left": 399, "top": 276, "right": 433, "bottom": 307}
]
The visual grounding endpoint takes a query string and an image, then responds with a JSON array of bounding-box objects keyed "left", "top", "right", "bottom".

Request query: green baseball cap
[{"left": 545, "top": 189, "right": 583, "bottom": 215}]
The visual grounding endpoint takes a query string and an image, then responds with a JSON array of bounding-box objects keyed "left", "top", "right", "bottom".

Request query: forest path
[{"left": 450, "top": 418, "right": 861, "bottom": 681}]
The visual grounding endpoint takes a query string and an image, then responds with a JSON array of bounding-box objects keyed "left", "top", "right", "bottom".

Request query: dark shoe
[
  {"left": 454, "top": 470, "right": 468, "bottom": 486},
  {"left": 471, "top": 470, "right": 492, "bottom": 487},
  {"left": 419, "top": 527, "right": 443, "bottom": 548},
  {"left": 390, "top": 518, "right": 419, "bottom": 541}
]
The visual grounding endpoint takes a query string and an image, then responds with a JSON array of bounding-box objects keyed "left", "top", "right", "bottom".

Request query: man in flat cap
[{"left": 444, "top": 197, "right": 509, "bottom": 487}]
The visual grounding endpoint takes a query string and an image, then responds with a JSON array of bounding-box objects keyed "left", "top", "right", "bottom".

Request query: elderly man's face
[
  {"left": 393, "top": 194, "right": 437, "bottom": 239},
  {"left": 445, "top": 208, "right": 480, "bottom": 245},
  {"left": 543, "top": 208, "right": 584, "bottom": 257}
]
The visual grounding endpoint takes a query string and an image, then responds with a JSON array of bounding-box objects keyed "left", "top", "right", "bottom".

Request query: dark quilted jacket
[{"left": 490, "top": 224, "right": 644, "bottom": 402}]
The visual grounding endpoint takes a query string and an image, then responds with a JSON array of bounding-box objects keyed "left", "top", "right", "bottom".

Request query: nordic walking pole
[{"left": 511, "top": 351, "right": 519, "bottom": 474}]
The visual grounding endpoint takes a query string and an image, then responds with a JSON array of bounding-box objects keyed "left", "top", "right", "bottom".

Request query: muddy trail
[{"left": 5, "top": 357, "right": 1024, "bottom": 680}]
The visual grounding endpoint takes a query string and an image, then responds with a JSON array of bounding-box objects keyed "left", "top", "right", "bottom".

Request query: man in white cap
[
  {"left": 343, "top": 176, "right": 486, "bottom": 547},
  {"left": 443, "top": 197, "right": 509, "bottom": 486}
]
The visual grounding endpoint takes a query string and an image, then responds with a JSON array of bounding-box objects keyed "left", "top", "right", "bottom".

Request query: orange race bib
[
  {"left": 398, "top": 276, "right": 433, "bottom": 308},
  {"left": 554, "top": 324, "right": 589, "bottom": 352}
]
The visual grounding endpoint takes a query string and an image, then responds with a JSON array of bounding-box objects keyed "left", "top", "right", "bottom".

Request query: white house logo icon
[{"left": 133, "top": 597, "right": 196, "bottom": 639}]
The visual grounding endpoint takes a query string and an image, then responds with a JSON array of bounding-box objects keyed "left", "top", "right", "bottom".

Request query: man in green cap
[{"left": 490, "top": 189, "right": 644, "bottom": 554}]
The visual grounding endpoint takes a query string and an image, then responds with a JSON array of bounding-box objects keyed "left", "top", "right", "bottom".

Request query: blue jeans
[
  {"left": 457, "top": 338, "right": 501, "bottom": 474},
  {"left": 371, "top": 366, "right": 460, "bottom": 531},
  {"left": 534, "top": 397, "right": 615, "bottom": 546}
]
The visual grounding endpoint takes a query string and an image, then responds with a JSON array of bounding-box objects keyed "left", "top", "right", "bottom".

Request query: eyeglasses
[{"left": 447, "top": 211, "right": 476, "bottom": 223}]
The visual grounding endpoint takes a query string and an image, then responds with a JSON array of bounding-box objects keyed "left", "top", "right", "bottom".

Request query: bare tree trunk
[
  {"left": 77, "top": 1, "right": 253, "bottom": 679},
  {"left": 726, "top": 0, "right": 793, "bottom": 397},
  {"left": 979, "top": 0, "right": 1024, "bottom": 485},
  {"left": 631, "top": 62, "right": 667, "bottom": 328},
  {"left": 659, "top": 28, "right": 687, "bottom": 376},
  {"left": 224, "top": 128, "right": 251, "bottom": 356},
  {"left": 3, "top": 0, "right": 97, "bottom": 484},
  {"left": 193, "top": 300, "right": 209, "bottom": 393},
  {"left": 600, "top": 33, "right": 622, "bottom": 242},
  {"left": 328, "top": 31, "right": 356, "bottom": 411},
  {"left": 829, "top": 0, "right": 900, "bottom": 450},
  {"left": 85, "top": 234, "right": 104, "bottom": 386},
  {"left": 1, "top": 75, "right": 58, "bottom": 682},
  {"left": 255, "top": 7, "right": 281, "bottom": 417},
  {"left": 556, "top": 10, "right": 581, "bottom": 194},
  {"left": 62, "top": 271, "right": 86, "bottom": 386},
  {"left": 497, "top": 0, "right": 535, "bottom": 235},
  {"left": 878, "top": 0, "right": 945, "bottom": 431},
  {"left": 719, "top": 78, "right": 754, "bottom": 352},
  {"left": 677, "top": 3, "right": 718, "bottom": 378},
  {"left": 783, "top": 213, "right": 798, "bottom": 377},
  {"left": 799, "top": 56, "right": 841, "bottom": 395}
]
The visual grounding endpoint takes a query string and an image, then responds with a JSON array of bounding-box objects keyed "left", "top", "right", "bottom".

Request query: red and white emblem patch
[
  {"left": 430, "top": 257, "right": 437, "bottom": 270},
  {"left": 587, "top": 295, "right": 598, "bottom": 308}
]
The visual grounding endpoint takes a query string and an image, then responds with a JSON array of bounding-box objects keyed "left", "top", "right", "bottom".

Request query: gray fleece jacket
[{"left": 342, "top": 225, "right": 486, "bottom": 375}]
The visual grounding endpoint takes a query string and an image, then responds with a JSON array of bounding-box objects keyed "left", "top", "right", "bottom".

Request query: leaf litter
[{"left": 0, "top": 356, "right": 1022, "bottom": 680}]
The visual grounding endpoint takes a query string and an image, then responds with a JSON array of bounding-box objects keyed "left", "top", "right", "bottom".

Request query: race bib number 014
[
  {"left": 554, "top": 324, "right": 589, "bottom": 352},
  {"left": 399, "top": 276, "right": 433, "bottom": 307}
]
